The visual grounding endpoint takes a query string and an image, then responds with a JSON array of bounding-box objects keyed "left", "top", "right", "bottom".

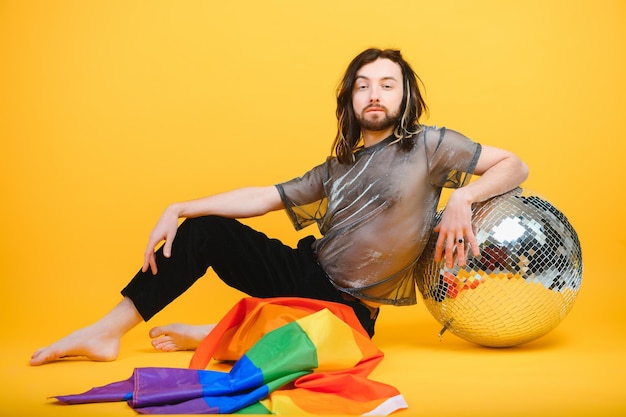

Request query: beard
[{"left": 356, "top": 106, "right": 401, "bottom": 132}]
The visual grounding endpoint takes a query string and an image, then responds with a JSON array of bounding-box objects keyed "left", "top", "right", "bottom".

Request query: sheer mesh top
[{"left": 275, "top": 126, "right": 481, "bottom": 305}]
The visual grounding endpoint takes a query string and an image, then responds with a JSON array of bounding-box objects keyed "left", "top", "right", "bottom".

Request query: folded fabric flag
[{"left": 54, "top": 297, "right": 408, "bottom": 415}]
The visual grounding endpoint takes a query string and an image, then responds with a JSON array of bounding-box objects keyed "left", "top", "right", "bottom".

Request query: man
[{"left": 30, "top": 48, "right": 528, "bottom": 365}]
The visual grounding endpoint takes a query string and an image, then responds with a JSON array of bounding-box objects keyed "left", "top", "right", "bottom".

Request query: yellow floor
[
  {"left": 2, "top": 249, "right": 624, "bottom": 417},
  {"left": 1, "top": 1, "right": 624, "bottom": 416}
]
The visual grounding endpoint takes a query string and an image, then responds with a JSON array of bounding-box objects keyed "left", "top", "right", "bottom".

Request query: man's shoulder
[{"left": 421, "top": 125, "right": 474, "bottom": 143}]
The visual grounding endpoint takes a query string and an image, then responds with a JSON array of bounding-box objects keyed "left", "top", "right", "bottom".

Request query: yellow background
[{"left": 1, "top": 0, "right": 625, "bottom": 416}]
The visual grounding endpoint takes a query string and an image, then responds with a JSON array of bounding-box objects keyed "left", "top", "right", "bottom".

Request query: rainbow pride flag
[{"left": 54, "top": 297, "right": 407, "bottom": 415}]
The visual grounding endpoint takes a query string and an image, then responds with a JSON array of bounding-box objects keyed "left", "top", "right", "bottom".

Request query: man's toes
[
  {"left": 149, "top": 325, "right": 172, "bottom": 338},
  {"left": 152, "top": 339, "right": 177, "bottom": 352},
  {"left": 29, "top": 349, "right": 56, "bottom": 366}
]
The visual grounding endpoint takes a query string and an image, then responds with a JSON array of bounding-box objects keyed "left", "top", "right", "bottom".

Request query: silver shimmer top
[{"left": 275, "top": 126, "right": 481, "bottom": 305}]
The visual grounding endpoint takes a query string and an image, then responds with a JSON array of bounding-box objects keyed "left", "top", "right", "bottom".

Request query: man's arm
[
  {"left": 434, "top": 145, "right": 529, "bottom": 268},
  {"left": 142, "top": 186, "right": 283, "bottom": 274}
]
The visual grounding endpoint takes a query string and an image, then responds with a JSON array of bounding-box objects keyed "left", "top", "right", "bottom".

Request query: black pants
[{"left": 121, "top": 216, "right": 378, "bottom": 337}]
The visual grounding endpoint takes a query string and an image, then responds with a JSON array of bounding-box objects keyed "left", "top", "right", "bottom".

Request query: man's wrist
[
  {"left": 167, "top": 202, "right": 185, "bottom": 218},
  {"left": 450, "top": 187, "right": 474, "bottom": 206}
]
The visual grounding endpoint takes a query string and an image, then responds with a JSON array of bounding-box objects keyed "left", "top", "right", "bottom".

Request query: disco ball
[{"left": 415, "top": 188, "right": 583, "bottom": 347}]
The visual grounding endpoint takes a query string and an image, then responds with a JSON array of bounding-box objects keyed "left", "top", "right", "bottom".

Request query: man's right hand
[{"left": 142, "top": 204, "right": 181, "bottom": 275}]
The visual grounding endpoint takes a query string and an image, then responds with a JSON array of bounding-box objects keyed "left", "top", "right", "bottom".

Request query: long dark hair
[{"left": 332, "top": 48, "right": 428, "bottom": 164}]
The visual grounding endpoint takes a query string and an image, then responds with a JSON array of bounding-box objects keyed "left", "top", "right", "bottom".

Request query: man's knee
[{"left": 181, "top": 215, "right": 237, "bottom": 233}]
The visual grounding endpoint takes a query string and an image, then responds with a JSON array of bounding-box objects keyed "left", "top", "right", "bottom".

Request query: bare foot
[
  {"left": 29, "top": 326, "right": 121, "bottom": 366},
  {"left": 29, "top": 297, "right": 143, "bottom": 366},
  {"left": 149, "top": 323, "right": 215, "bottom": 352}
]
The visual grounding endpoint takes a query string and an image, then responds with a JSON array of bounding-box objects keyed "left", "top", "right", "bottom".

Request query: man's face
[{"left": 352, "top": 58, "right": 404, "bottom": 134}]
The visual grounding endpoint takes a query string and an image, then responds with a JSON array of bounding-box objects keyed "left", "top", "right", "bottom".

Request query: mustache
[{"left": 364, "top": 104, "right": 388, "bottom": 112}]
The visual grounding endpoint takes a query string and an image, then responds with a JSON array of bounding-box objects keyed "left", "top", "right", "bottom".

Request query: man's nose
[{"left": 369, "top": 86, "right": 380, "bottom": 102}]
